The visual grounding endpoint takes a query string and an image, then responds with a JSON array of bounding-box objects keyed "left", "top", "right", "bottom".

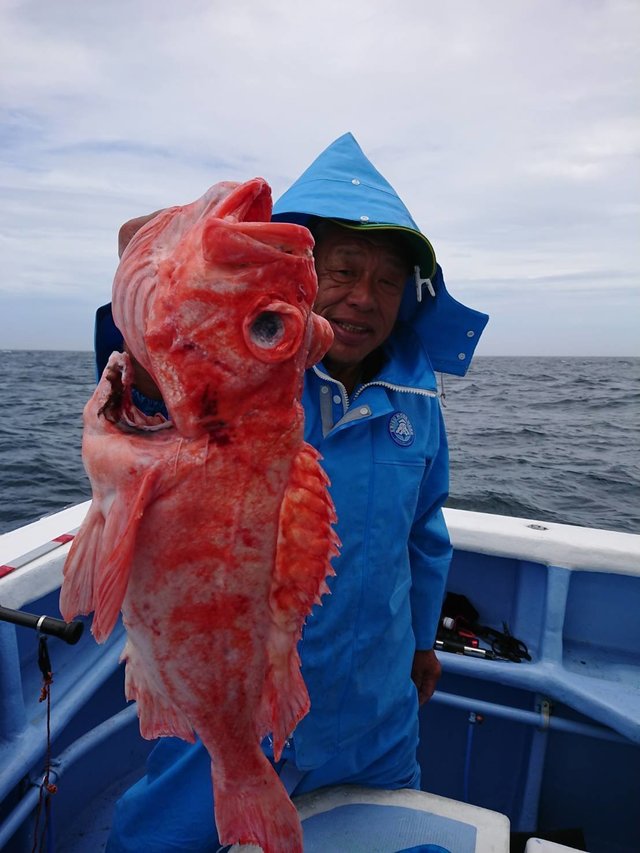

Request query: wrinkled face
[{"left": 312, "top": 224, "right": 411, "bottom": 387}]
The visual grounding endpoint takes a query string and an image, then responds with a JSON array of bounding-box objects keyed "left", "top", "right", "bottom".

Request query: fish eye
[{"left": 250, "top": 311, "right": 284, "bottom": 348}]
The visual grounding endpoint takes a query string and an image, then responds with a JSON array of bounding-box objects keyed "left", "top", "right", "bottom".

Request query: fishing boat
[{"left": 1, "top": 502, "right": 638, "bottom": 852}]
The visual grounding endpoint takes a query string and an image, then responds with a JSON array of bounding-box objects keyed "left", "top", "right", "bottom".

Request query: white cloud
[{"left": 0, "top": 0, "right": 638, "bottom": 353}]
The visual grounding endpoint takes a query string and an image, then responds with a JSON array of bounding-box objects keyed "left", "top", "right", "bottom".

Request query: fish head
[{"left": 113, "top": 178, "right": 333, "bottom": 438}]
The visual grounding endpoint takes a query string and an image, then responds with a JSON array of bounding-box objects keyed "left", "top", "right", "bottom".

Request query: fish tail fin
[
  {"left": 60, "top": 502, "right": 104, "bottom": 624},
  {"left": 213, "top": 752, "right": 303, "bottom": 853}
]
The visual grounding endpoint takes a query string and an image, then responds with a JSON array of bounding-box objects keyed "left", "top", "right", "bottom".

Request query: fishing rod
[{"left": 0, "top": 604, "right": 84, "bottom": 645}]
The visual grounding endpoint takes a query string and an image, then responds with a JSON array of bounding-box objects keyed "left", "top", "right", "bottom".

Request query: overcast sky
[{"left": 1, "top": 0, "right": 638, "bottom": 355}]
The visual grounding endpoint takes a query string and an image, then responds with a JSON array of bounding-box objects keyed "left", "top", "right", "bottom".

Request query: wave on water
[
  {"left": 443, "top": 356, "right": 640, "bottom": 534},
  {"left": 1, "top": 350, "right": 94, "bottom": 534},
  {"left": 0, "top": 352, "right": 639, "bottom": 536}
]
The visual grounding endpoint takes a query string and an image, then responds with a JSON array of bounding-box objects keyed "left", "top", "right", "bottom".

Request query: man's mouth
[{"left": 332, "top": 319, "right": 371, "bottom": 335}]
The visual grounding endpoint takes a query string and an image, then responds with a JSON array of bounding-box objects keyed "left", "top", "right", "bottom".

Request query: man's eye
[
  {"left": 326, "top": 268, "right": 356, "bottom": 284},
  {"left": 379, "top": 278, "right": 404, "bottom": 292}
]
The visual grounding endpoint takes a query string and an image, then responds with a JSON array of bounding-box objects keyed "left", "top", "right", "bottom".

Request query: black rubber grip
[{"left": 0, "top": 605, "right": 84, "bottom": 645}]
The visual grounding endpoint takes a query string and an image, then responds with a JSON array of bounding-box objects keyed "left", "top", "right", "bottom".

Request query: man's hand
[
  {"left": 117, "top": 210, "right": 165, "bottom": 401},
  {"left": 411, "top": 648, "right": 442, "bottom": 705},
  {"left": 118, "top": 210, "right": 165, "bottom": 258}
]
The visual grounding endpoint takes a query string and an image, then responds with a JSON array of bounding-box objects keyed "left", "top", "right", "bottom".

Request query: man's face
[{"left": 312, "top": 224, "right": 410, "bottom": 382}]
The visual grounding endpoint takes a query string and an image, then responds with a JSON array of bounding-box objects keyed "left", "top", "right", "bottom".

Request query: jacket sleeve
[{"left": 409, "top": 404, "right": 453, "bottom": 649}]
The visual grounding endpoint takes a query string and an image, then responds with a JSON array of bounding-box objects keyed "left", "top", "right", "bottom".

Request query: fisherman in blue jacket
[{"left": 103, "top": 132, "right": 488, "bottom": 852}]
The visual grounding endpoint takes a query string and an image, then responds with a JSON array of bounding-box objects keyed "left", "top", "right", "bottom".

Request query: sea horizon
[{"left": 2, "top": 348, "right": 639, "bottom": 358}]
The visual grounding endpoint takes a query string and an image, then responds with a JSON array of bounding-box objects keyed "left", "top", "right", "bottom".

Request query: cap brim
[{"left": 326, "top": 219, "right": 437, "bottom": 281}]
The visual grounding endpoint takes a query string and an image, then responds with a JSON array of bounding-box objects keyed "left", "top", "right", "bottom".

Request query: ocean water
[{"left": 0, "top": 351, "right": 638, "bottom": 536}]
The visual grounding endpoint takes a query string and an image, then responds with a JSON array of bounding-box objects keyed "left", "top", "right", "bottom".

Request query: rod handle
[{"left": 0, "top": 605, "right": 84, "bottom": 645}]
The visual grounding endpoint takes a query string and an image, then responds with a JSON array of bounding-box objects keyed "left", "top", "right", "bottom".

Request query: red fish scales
[{"left": 60, "top": 179, "right": 338, "bottom": 853}]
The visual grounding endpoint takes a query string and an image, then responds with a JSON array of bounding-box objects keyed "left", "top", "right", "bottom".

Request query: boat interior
[{"left": 1, "top": 504, "right": 638, "bottom": 852}]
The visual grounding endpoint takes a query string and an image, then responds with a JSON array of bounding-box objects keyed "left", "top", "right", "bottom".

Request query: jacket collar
[{"left": 311, "top": 322, "right": 439, "bottom": 399}]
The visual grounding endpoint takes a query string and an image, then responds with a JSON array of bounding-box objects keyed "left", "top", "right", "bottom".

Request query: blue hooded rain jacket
[
  {"left": 271, "top": 133, "right": 488, "bottom": 772},
  {"left": 105, "top": 132, "right": 489, "bottom": 852}
]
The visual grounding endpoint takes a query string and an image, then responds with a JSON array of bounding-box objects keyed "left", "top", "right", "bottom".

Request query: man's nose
[{"left": 346, "top": 272, "right": 376, "bottom": 309}]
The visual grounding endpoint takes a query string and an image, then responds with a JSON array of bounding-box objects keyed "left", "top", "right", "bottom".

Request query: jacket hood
[
  {"left": 273, "top": 132, "right": 437, "bottom": 282},
  {"left": 273, "top": 132, "right": 489, "bottom": 377}
]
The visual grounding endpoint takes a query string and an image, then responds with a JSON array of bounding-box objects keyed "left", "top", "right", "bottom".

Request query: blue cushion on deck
[
  {"left": 301, "top": 802, "right": 474, "bottom": 853},
  {"left": 398, "top": 847, "right": 451, "bottom": 853}
]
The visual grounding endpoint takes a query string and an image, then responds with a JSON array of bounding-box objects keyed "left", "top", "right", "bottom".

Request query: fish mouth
[
  {"left": 237, "top": 222, "right": 314, "bottom": 258},
  {"left": 213, "top": 178, "right": 273, "bottom": 224},
  {"left": 202, "top": 219, "right": 314, "bottom": 266},
  {"left": 203, "top": 178, "right": 314, "bottom": 261}
]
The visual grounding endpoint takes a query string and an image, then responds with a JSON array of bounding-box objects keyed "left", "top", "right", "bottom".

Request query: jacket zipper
[
  {"left": 313, "top": 367, "right": 440, "bottom": 411},
  {"left": 352, "top": 381, "right": 439, "bottom": 401}
]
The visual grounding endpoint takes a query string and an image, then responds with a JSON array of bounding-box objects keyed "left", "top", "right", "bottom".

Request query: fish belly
[{"left": 119, "top": 452, "right": 306, "bottom": 852}]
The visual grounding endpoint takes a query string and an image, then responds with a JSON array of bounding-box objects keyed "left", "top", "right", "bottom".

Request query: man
[{"left": 102, "top": 132, "right": 488, "bottom": 851}]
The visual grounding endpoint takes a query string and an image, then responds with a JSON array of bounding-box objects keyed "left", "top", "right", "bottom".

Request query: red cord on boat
[{"left": 31, "top": 637, "right": 57, "bottom": 853}]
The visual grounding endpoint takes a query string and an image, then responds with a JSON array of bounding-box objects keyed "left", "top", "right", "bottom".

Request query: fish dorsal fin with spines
[{"left": 259, "top": 442, "right": 339, "bottom": 758}]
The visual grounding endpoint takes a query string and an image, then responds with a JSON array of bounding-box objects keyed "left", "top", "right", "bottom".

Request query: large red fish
[{"left": 60, "top": 179, "right": 338, "bottom": 852}]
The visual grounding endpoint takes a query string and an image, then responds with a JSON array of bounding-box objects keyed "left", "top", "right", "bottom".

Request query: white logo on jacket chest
[{"left": 388, "top": 412, "right": 415, "bottom": 447}]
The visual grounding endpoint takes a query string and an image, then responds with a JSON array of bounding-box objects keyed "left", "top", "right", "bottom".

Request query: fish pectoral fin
[
  {"left": 60, "top": 501, "right": 106, "bottom": 622},
  {"left": 261, "top": 442, "right": 340, "bottom": 756},
  {"left": 91, "top": 469, "right": 162, "bottom": 642}
]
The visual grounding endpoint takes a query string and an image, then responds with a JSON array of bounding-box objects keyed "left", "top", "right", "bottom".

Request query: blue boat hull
[{"left": 1, "top": 507, "right": 638, "bottom": 852}]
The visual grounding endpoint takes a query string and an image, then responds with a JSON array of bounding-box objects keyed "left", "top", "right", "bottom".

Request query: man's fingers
[
  {"left": 412, "top": 648, "right": 442, "bottom": 705},
  {"left": 118, "top": 210, "right": 165, "bottom": 258}
]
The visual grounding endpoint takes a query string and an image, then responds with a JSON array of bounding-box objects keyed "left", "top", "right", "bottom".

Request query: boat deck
[{"left": 1, "top": 504, "right": 639, "bottom": 852}]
